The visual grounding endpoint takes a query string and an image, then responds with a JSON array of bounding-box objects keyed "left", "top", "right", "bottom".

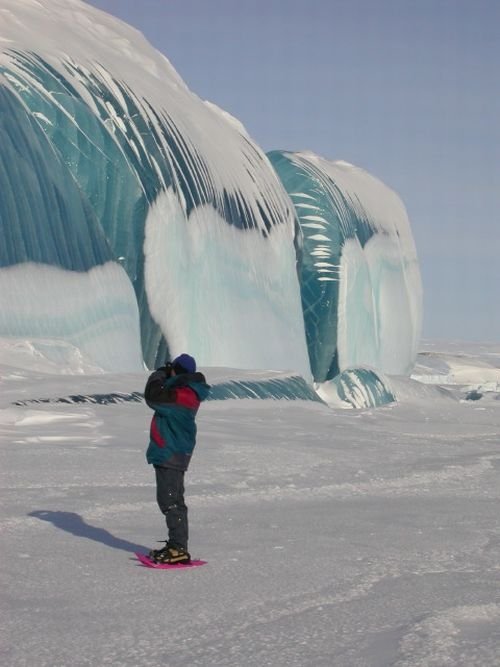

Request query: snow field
[{"left": 1, "top": 348, "right": 500, "bottom": 666}]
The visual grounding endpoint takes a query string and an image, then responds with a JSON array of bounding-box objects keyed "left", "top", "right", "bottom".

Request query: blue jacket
[{"left": 145, "top": 369, "right": 210, "bottom": 470}]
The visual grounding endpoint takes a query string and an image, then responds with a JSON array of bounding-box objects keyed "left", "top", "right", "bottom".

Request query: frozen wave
[
  {"left": 144, "top": 189, "right": 309, "bottom": 375},
  {"left": 317, "top": 368, "right": 396, "bottom": 409},
  {"left": 0, "top": 0, "right": 421, "bottom": 389},
  {"left": 11, "top": 369, "right": 323, "bottom": 406},
  {"left": 269, "top": 151, "right": 422, "bottom": 382},
  {"left": 0, "top": 0, "right": 307, "bottom": 373}
]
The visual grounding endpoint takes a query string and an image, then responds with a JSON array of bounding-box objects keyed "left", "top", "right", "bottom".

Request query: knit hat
[{"left": 172, "top": 353, "right": 196, "bottom": 375}]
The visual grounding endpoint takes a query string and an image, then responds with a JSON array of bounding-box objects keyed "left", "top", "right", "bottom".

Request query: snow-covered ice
[
  {"left": 0, "top": 0, "right": 309, "bottom": 374},
  {"left": 1, "top": 342, "right": 500, "bottom": 666},
  {"left": 0, "top": 0, "right": 420, "bottom": 382}
]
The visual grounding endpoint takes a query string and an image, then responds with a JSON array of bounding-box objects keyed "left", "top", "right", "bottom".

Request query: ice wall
[
  {"left": 0, "top": 0, "right": 422, "bottom": 383},
  {"left": 0, "top": 0, "right": 309, "bottom": 375},
  {"left": 268, "top": 151, "right": 422, "bottom": 382}
]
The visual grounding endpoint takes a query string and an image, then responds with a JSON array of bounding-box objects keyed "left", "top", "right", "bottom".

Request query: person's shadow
[{"left": 29, "top": 510, "right": 147, "bottom": 554}]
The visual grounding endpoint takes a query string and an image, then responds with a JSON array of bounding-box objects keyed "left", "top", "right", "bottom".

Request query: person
[{"left": 144, "top": 353, "right": 210, "bottom": 564}]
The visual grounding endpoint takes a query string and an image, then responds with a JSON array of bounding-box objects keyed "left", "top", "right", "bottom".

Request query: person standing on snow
[{"left": 144, "top": 353, "right": 210, "bottom": 564}]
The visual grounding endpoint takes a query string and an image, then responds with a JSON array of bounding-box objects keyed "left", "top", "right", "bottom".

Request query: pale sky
[{"left": 86, "top": 0, "right": 500, "bottom": 343}]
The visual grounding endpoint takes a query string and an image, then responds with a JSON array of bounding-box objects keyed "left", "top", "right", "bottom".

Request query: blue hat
[{"left": 172, "top": 353, "right": 196, "bottom": 375}]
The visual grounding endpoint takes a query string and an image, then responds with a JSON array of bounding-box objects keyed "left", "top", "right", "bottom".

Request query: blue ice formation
[
  {"left": 12, "top": 373, "right": 325, "bottom": 406},
  {"left": 208, "top": 374, "right": 324, "bottom": 402},
  {"left": 268, "top": 151, "right": 422, "bottom": 383},
  {"left": 0, "top": 0, "right": 421, "bottom": 388},
  {"left": 318, "top": 368, "right": 396, "bottom": 409},
  {"left": 0, "top": 0, "right": 308, "bottom": 374}
]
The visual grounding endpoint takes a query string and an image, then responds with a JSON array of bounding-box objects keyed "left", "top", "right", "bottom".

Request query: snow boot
[{"left": 149, "top": 542, "right": 191, "bottom": 564}]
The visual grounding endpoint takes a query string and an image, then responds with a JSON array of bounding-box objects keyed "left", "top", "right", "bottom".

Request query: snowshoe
[{"left": 149, "top": 543, "right": 191, "bottom": 564}]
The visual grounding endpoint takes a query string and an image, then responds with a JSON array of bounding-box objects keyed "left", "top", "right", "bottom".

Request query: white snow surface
[{"left": 1, "top": 341, "right": 500, "bottom": 666}]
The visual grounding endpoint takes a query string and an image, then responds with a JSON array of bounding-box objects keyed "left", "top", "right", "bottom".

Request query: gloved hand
[{"left": 157, "top": 362, "right": 173, "bottom": 374}]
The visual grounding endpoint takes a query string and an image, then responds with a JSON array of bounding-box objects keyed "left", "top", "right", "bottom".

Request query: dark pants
[{"left": 154, "top": 466, "right": 188, "bottom": 550}]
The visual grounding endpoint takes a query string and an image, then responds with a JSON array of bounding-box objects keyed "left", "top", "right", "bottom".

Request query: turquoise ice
[
  {"left": 0, "top": 0, "right": 421, "bottom": 388},
  {"left": 269, "top": 150, "right": 422, "bottom": 383}
]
